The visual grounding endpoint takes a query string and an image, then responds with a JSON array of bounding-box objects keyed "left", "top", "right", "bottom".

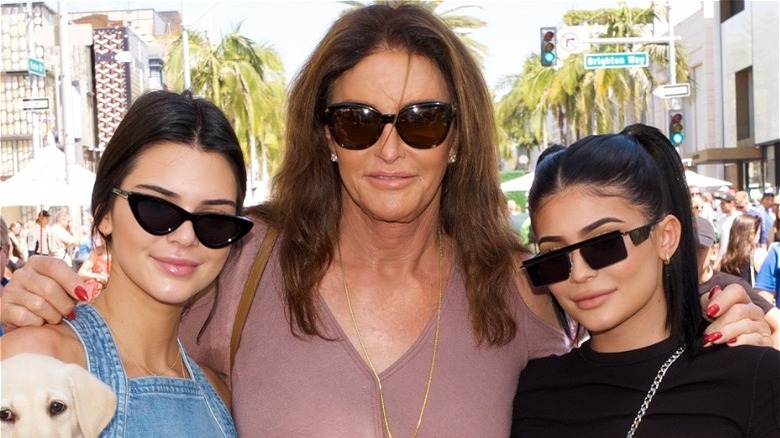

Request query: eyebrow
[
  {"left": 133, "top": 183, "right": 237, "bottom": 208},
  {"left": 537, "top": 217, "right": 627, "bottom": 246}
]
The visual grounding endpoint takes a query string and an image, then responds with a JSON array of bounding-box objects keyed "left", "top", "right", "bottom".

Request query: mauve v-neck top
[{"left": 180, "top": 220, "right": 571, "bottom": 437}]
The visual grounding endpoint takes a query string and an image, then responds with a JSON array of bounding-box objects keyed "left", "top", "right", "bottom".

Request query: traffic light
[
  {"left": 540, "top": 27, "right": 557, "bottom": 67},
  {"left": 668, "top": 110, "right": 685, "bottom": 145}
]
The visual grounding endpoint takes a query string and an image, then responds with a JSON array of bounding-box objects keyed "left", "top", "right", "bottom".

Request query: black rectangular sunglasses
[
  {"left": 112, "top": 188, "right": 253, "bottom": 249},
  {"left": 522, "top": 222, "right": 657, "bottom": 288},
  {"left": 323, "top": 101, "right": 455, "bottom": 150}
]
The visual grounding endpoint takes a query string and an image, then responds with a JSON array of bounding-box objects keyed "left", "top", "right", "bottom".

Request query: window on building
[
  {"left": 720, "top": 0, "right": 745, "bottom": 23},
  {"left": 735, "top": 67, "right": 753, "bottom": 141}
]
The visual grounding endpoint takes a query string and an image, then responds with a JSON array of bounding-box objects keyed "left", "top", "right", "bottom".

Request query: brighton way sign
[{"left": 584, "top": 52, "right": 649, "bottom": 70}]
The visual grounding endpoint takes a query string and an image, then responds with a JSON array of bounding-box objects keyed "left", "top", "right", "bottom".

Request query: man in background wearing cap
[{"left": 713, "top": 191, "right": 737, "bottom": 240}]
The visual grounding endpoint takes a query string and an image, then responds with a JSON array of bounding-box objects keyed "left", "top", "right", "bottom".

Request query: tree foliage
[
  {"left": 496, "top": 2, "right": 690, "bottom": 157},
  {"left": 164, "top": 24, "right": 287, "bottom": 180}
]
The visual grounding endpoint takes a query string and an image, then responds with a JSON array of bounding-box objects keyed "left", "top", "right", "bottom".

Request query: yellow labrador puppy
[{"left": 1, "top": 353, "right": 116, "bottom": 438}]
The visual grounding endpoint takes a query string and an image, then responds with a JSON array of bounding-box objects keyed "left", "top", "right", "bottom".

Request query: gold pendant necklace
[
  {"left": 340, "top": 230, "right": 444, "bottom": 438},
  {"left": 107, "top": 323, "right": 185, "bottom": 378}
]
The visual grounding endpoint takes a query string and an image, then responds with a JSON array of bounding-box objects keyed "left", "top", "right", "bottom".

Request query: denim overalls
[{"left": 66, "top": 304, "right": 237, "bottom": 437}]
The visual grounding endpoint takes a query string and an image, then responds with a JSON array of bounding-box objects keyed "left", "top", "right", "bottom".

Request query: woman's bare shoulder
[
  {"left": 0, "top": 323, "right": 84, "bottom": 366},
  {"left": 198, "top": 362, "right": 232, "bottom": 411},
  {"left": 513, "top": 252, "right": 558, "bottom": 327}
]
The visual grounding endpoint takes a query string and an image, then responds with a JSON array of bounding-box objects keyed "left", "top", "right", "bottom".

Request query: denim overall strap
[{"left": 64, "top": 303, "right": 130, "bottom": 434}]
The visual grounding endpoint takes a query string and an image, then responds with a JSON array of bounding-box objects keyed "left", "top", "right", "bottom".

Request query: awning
[{"left": 687, "top": 146, "right": 763, "bottom": 165}]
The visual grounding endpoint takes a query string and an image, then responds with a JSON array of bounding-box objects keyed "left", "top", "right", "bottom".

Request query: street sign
[
  {"left": 584, "top": 52, "right": 649, "bottom": 69},
  {"left": 652, "top": 83, "right": 691, "bottom": 99},
  {"left": 21, "top": 97, "right": 50, "bottom": 111},
  {"left": 560, "top": 32, "right": 580, "bottom": 52},
  {"left": 28, "top": 57, "right": 46, "bottom": 76}
]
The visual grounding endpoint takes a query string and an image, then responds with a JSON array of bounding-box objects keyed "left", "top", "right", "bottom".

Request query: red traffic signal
[{"left": 540, "top": 27, "right": 557, "bottom": 67}]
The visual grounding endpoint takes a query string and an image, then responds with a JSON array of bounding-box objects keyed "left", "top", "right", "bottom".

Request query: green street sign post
[
  {"left": 28, "top": 57, "right": 46, "bottom": 76},
  {"left": 584, "top": 52, "right": 649, "bottom": 70}
]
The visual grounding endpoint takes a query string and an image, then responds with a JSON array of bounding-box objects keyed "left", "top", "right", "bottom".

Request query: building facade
[
  {"left": 1, "top": 2, "right": 179, "bottom": 223},
  {"left": 679, "top": 0, "right": 779, "bottom": 194}
]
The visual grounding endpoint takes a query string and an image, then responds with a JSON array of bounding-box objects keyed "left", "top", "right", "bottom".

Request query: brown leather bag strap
[{"left": 230, "top": 226, "right": 279, "bottom": 371}]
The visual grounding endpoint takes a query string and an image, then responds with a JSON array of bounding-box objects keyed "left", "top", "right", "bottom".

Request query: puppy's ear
[{"left": 65, "top": 364, "right": 117, "bottom": 438}]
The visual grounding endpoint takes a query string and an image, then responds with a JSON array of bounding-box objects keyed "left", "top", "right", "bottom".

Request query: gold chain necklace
[
  {"left": 107, "top": 324, "right": 185, "bottom": 377},
  {"left": 340, "top": 230, "right": 443, "bottom": 438}
]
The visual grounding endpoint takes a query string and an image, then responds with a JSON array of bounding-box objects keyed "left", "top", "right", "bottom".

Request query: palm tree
[
  {"left": 340, "top": 0, "right": 487, "bottom": 63},
  {"left": 164, "top": 26, "right": 287, "bottom": 185}
]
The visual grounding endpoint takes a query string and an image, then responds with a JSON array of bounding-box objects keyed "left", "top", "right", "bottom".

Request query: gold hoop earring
[{"left": 663, "top": 256, "right": 671, "bottom": 265}]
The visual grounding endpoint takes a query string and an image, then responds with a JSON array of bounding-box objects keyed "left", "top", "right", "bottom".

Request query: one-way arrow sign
[{"left": 652, "top": 83, "right": 690, "bottom": 99}]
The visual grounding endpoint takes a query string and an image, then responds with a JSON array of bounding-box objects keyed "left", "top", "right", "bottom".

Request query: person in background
[
  {"left": 76, "top": 235, "right": 111, "bottom": 301},
  {"left": 699, "top": 190, "right": 715, "bottom": 223},
  {"left": 47, "top": 209, "right": 78, "bottom": 267},
  {"left": 512, "top": 124, "right": 780, "bottom": 437},
  {"left": 713, "top": 191, "right": 738, "bottom": 245},
  {"left": 0, "top": 4, "right": 772, "bottom": 436},
  {"left": 753, "top": 240, "right": 780, "bottom": 347},
  {"left": 26, "top": 210, "right": 50, "bottom": 257},
  {"left": 6, "top": 221, "right": 26, "bottom": 272},
  {"left": 695, "top": 215, "right": 778, "bottom": 348},
  {"left": 768, "top": 196, "right": 780, "bottom": 244},
  {"left": 756, "top": 190, "right": 776, "bottom": 249},
  {"left": 691, "top": 191, "right": 706, "bottom": 217},
  {"left": 716, "top": 190, "right": 752, "bottom": 269},
  {"left": 720, "top": 213, "right": 766, "bottom": 286},
  {"left": 0, "top": 90, "right": 249, "bottom": 436}
]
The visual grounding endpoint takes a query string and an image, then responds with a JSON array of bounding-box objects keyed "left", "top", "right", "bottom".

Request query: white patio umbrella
[
  {"left": 0, "top": 146, "right": 95, "bottom": 207},
  {"left": 684, "top": 170, "right": 731, "bottom": 189},
  {"left": 501, "top": 172, "right": 535, "bottom": 192}
]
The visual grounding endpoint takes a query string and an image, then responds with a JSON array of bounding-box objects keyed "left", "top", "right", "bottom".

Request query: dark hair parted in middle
[
  {"left": 91, "top": 90, "right": 247, "bottom": 245},
  {"left": 252, "top": 3, "right": 522, "bottom": 344},
  {"left": 528, "top": 123, "right": 702, "bottom": 353}
]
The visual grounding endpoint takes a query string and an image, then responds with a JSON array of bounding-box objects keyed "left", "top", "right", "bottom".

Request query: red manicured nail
[
  {"left": 707, "top": 285, "right": 721, "bottom": 300},
  {"left": 65, "top": 310, "right": 76, "bottom": 320},
  {"left": 709, "top": 332, "right": 723, "bottom": 342},
  {"left": 74, "top": 285, "right": 89, "bottom": 302},
  {"left": 706, "top": 304, "right": 720, "bottom": 318},
  {"left": 728, "top": 338, "right": 737, "bottom": 344}
]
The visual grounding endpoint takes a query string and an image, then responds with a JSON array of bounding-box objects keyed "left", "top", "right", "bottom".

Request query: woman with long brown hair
[{"left": 721, "top": 213, "right": 766, "bottom": 285}]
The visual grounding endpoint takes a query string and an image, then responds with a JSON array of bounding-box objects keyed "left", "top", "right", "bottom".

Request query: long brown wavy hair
[
  {"left": 249, "top": 3, "right": 523, "bottom": 345},
  {"left": 721, "top": 213, "right": 761, "bottom": 277}
]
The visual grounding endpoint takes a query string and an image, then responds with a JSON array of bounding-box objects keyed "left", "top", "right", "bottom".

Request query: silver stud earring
[
  {"left": 448, "top": 154, "right": 457, "bottom": 164},
  {"left": 330, "top": 153, "right": 338, "bottom": 162}
]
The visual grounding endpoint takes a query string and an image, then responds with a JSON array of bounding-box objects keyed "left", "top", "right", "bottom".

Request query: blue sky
[{"left": 61, "top": 1, "right": 699, "bottom": 92}]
